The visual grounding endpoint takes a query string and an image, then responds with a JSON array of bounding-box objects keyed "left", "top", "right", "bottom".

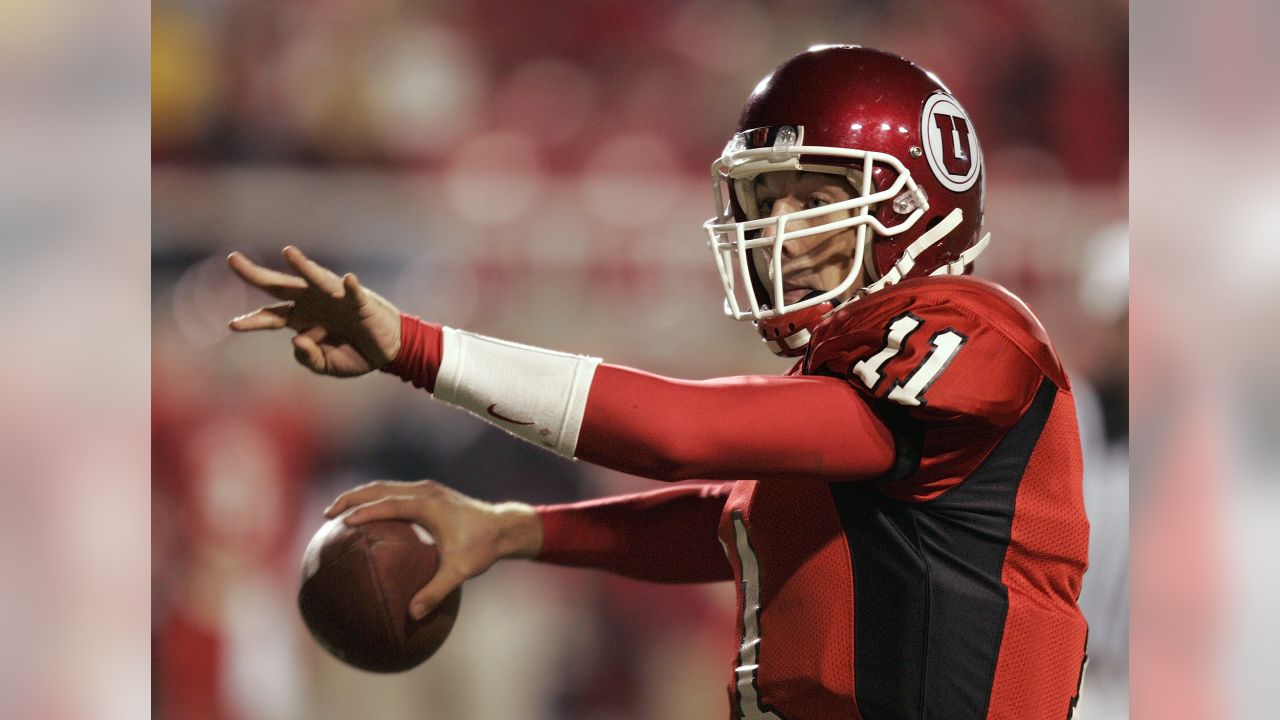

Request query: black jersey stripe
[{"left": 829, "top": 378, "right": 1058, "bottom": 720}]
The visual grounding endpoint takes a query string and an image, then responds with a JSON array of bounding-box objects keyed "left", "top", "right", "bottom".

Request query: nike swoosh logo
[{"left": 486, "top": 403, "right": 536, "bottom": 426}]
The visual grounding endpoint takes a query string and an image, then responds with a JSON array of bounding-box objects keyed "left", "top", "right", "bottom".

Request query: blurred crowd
[
  {"left": 152, "top": 0, "right": 1128, "bottom": 718},
  {"left": 153, "top": 0, "right": 1125, "bottom": 182}
]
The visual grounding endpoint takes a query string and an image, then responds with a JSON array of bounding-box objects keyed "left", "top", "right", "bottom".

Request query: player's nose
[{"left": 758, "top": 196, "right": 804, "bottom": 240}]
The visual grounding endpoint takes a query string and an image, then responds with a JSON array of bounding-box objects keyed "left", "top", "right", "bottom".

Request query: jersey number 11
[{"left": 851, "top": 313, "right": 966, "bottom": 407}]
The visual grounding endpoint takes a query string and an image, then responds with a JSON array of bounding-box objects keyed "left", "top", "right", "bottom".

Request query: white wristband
[{"left": 433, "top": 328, "right": 602, "bottom": 458}]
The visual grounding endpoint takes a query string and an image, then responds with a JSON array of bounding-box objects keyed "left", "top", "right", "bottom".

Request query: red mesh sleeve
[
  {"left": 536, "top": 483, "right": 733, "bottom": 583},
  {"left": 575, "top": 365, "right": 895, "bottom": 483}
]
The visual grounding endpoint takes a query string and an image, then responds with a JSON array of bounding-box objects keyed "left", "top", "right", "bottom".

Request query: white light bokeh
[{"left": 366, "top": 24, "right": 484, "bottom": 159}]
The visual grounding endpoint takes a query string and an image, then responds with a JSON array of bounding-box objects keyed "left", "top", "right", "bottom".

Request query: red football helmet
[{"left": 704, "top": 45, "right": 990, "bottom": 356}]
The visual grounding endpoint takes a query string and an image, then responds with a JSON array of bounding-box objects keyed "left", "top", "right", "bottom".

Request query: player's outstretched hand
[
  {"left": 227, "top": 246, "right": 402, "bottom": 377},
  {"left": 325, "top": 480, "right": 543, "bottom": 619}
]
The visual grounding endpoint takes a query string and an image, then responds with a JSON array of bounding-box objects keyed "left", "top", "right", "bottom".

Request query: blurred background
[{"left": 150, "top": 1, "right": 1128, "bottom": 718}]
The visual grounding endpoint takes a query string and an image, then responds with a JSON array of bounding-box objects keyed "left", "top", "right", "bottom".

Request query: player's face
[{"left": 754, "top": 171, "right": 864, "bottom": 306}]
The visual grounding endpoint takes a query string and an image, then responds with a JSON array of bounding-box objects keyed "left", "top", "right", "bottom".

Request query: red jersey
[
  {"left": 715, "top": 276, "right": 1089, "bottom": 720},
  {"left": 386, "top": 276, "right": 1090, "bottom": 719}
]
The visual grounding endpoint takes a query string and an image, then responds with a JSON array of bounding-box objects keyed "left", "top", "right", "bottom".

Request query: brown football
[{"left": 298, "top": 514, "right": 461, "bottom": 673}]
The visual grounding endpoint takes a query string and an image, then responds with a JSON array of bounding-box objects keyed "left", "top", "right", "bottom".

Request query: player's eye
[
  {"left": 757, "top": 198, "right": 776, "bottom": 216},
  {"left": 806, "top": 196, "right": 831, "bottom": 210}
]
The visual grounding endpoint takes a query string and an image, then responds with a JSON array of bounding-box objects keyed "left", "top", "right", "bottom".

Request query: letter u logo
[{"left": 921, "top": 93, "right": 982, "bottom": 192}]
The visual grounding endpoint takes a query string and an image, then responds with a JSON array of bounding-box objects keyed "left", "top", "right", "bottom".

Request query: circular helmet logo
[{"left": 920, "top": 93, "right": 981, "bottom": 192}]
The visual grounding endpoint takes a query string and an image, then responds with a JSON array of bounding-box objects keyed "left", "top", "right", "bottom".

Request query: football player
[{"left": 229, "top": 46, "right": 1089, "bottom": 720}]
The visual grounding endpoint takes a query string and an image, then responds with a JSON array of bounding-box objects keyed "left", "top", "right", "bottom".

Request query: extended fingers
[
  {"left": 227, "top": 251, "right": 307, "bottom": 299},
  {"left": 229, "top": 302, "right": 293, "bottom": 332},
  {"left": 283, "top": 246, "right": 344, "bottom": 297},
  {"left": 342, "top": 495, "right": 429, "bottom": 527},
  {"left": 325, "top": 480, "right": 431, "bottom": 517}
]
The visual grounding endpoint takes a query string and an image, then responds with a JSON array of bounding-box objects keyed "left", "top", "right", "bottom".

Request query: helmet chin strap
[
  {"left": 932, "top": 231, "right": 991, "bottom": 276},
  {"left": 859, "top": 208, "right": 986, "bottom": 296}
]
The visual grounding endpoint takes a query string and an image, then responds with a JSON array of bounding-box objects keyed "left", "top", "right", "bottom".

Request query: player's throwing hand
[
  {"left": 227, "top": 246, "right": 402, "bottom": 377},
  {"left": 325, "top": 480, "right": 543, "bottom": 619}
]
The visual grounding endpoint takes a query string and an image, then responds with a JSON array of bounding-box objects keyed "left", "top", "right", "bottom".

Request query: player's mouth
[{"left": 782, "top": 285, "right": 817, "bottom": 306}]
